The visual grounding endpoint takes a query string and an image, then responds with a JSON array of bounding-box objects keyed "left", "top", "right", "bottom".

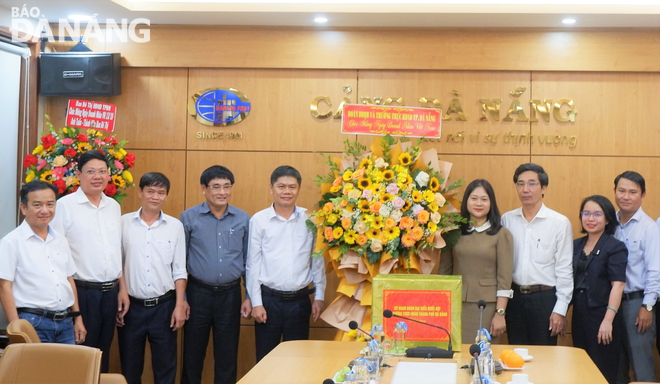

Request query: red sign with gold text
[
  {"left": 341, "top": 104, "right": 441, "bottom": 138},
  {"left": 65, "top": 99, "right": 117, "bottom": 132},
  {"left": 383, "top": 289, "right": 452, "bottom": 342}
]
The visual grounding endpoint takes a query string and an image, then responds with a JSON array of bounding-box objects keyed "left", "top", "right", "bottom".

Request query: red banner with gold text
[
  {"left": 341, "top": 104, "right": 441, "bottom": 138},
  {"left": 383, "top": 289, "right": 452, "bottom": 342}
]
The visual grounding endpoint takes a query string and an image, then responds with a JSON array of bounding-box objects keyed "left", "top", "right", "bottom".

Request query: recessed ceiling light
[
  {"left": 562, "top": 18, "right": 576, "bottom": 25},
  {"left": 314, "top": 17, "right": 328, "bottom": 23},
  {"left": 68, "top": 14, "right": 93, "bottom": 21}
]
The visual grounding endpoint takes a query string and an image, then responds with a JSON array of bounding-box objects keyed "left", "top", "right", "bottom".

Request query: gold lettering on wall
[
  {"left": 196, "top": 132, "right": 244, "bottom": 140},
  {"left": 503, "top": 87, "right": 529, "bottom": 122},
  {"left": 529, "top": 99, "right": 553, "bottom": 122},
  {"left": 553, "top": 99, "right": 578, "bottom": 122},
  {"left": 310, "top": 96, "right": 333, "bottom": 119},
  {"left": 479, "top": 99, "right": 503, "bottom": 121}
]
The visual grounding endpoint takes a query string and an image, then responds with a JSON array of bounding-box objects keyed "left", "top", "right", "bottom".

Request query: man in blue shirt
[
  {"left": 180, "top": 165, "right": 251, "bottom": 384},
  {"left": 613, "top": 171, "right": 660, "bottom": 383}
]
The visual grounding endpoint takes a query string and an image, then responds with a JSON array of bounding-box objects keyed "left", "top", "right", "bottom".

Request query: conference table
[{"left": 237, "top": 340, "right": 607, "bottom": 384}]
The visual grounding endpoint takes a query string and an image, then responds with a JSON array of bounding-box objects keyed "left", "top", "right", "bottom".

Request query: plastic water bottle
[
  {"left": 475, "top": 328, "right": 495, "bottom": 382},
  {"left": 393, "top": 321, "right": 408, "bottom": 354},
  {"left": 344, "top": 371, "right": 357, "bottom": 384},
  {"left": 370, "top": 324, "right": 391, "bottom": 358}
]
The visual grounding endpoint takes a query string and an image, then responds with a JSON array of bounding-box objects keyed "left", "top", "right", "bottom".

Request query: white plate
[
  {"left": 522, "top": 355, "right": 533, "bottom": 362},
  {"left": 499, "top": 360, "right": 524, "bottom": 370}
]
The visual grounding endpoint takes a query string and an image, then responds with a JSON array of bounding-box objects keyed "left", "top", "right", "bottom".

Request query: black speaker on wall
[{"left": 39, "top": 52, "right": 121, "bottom": 97}]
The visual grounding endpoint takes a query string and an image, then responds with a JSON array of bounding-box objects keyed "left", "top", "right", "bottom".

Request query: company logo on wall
[{"left": 188, "top": 88, "right": 251, "bottom": 127}]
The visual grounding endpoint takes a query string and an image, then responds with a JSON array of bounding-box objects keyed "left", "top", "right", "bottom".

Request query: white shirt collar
[
  {"left": 133, "top": 208, "right": 165, "bottom": 227},
  {"left": 469, "top": 221, "right": 492, "bottom": 233}
]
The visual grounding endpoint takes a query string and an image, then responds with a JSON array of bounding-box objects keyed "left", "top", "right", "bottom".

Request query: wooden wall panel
[
  {"left": 357, "top": 70, "right": 532, "bottom": 155},
  {"left": 99, "top": 26, "right": 660, "bottom": 72},
  {"left": 533, "top": 156, "right": 660, "bottom": 238},
  {"left": 45, "top": 68, "right": 189, "bottom": 150},
  {"left": 437, "top": 154, "right": 531, "bottom": 213},
  {"left": 186, "top": 69, "right": 356, "bottom": 153},
  {"left": 185, "top": 151, "right": 339, "bottom": 216},
  {"left": 119, "top": 149, "right": 187, "bottom": 218},
  {"left": 531, "top": 72, "right": 660, "bottom": 157}
]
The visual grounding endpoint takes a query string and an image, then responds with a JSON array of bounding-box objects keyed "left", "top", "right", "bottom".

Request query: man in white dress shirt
[
  {"left": 0, "top": 181, "right": 86, "bottom": 344},
  {"left": 501, "top": 163, "right": 573, "bottom": 345},
  {"left": 51, "top": 150, "right": 126, "bottom": 372},
  {"left": 117, "top": 172, "right": 189, "bottom": 384},
  {"left": 247, "top": 165, "right": 326, "bottom": 361}
]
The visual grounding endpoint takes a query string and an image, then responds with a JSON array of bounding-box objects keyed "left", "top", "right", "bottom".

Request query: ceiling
[{"left": 1, "top": 0, "right": 660, "bottom": 28}]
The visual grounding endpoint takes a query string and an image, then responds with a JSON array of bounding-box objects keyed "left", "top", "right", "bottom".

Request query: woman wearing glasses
[
  {"left": 438, "top": 179, "right": 513, "bottom": 343},
  {"left": 572, "top": 195, "right": 627, "bottom": 384}
]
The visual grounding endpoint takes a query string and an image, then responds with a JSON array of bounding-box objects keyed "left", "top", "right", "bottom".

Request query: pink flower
[
  {"left": 114, "top": 160, "right": 124, "bottom": 170},
  {"left": 393, "top": 197, "right": 405, "bottom": 209},
  {"left": 53, "top": 167, "right": 67, "bottom": 178},
  {"left": 37, "top": 159, "right": 47, "bottom": 171},
  {"left": 412, "top": 204, "right": 424, "bottom": 215},
  {"left": 61, "top": 138, "right": 73, "bottom": 145},
  {"left": 94, "top": 138, "right": 103, "bottom": 146},
  {"left": 386, "top": 183, "right": 399, "bottom": 195},
  {"left": 361, "top": 189, "right": 372, "bottom": 200}
]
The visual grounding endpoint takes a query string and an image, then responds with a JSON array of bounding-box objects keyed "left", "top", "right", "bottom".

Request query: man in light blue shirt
[{"left": 613, "top": 171, "right": 660, "bottom": 383}]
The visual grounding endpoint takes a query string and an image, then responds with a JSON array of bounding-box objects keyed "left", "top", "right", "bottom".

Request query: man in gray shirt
[{"left": 180, "top": 165, "right": 251, "bottom": 384}]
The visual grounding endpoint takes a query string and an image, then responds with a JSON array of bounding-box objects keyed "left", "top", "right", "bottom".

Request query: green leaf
[
  {"left": 311, "top": 250, "right": 324, "bottom": 259},
  {"left": 305, "top": 219, "right": 318, "bottom": 234},
  {"left": 441, "top": 228, "right": 463, "bottom": 249},
  {"left": 366, "top": 250, "right": 382, "bottom": 264}
]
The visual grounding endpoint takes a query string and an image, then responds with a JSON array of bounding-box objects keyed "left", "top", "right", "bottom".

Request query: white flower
[
  {"left": 415, "top": 171, "right": 429, "bottom": 188},
  {"left": 431, "top": 211, "right": 442, "bottom": 224},
  {"left": 348, "top": 189, "right": 361, "bottom": 200},
  {"left": 434, "top": 193, "right": 446, "bottom": 206},
  {"left": 341, "top": 209, "right": 353, "bottom": 219},
  {"left": 390, "top": 209, "right": 403, "bottom": 222},
  {"left": 370, "top": 238, "right": 383, "bottom": 252},
  {"left": 374, "top": 157, "right": 389, "bottom": 169},
  {"left": 379, "top": 205, "right": 392, "bottom": 218},
  {"left": 354, "top": 221, "right": 369, "bottom": 234},
  {"left": 52, "top": 155, "right": 68, "bottom": 167}
]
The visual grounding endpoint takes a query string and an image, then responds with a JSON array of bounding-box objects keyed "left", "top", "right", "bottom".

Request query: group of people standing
[
  {"left": 440, "top": 163, "right": 660, "bottom": 384},
  {"left": 0, "top": 149, "right": 326, "bottom": 384}
]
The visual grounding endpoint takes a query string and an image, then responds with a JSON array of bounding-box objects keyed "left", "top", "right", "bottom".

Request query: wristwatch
[
  {"left": 643, "top": 304, "right": 654, "bottom": 312},
  {"left": 496, "top": 308, "right": 506, "bottom": 316}
]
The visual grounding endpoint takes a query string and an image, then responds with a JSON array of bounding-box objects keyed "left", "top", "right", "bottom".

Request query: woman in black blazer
[{"left": 572, "top": 195, "right": 627, "bottom": 384}]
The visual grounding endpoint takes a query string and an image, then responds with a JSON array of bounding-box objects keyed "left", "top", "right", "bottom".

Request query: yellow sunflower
[
  {"left": 358, "top": 178, "right": 372, "bottom": 190},
  {"left": 372, "top": 216, "right": 384, "bottom": 229},
  {"left": 429, "top": 177, "right": 440, "bottom": 192},
  {"left": 359, "top": 158, "right": 372, "bottom": 169},
  {"left": 344, "top": 230, "right": 357, "bottom": 244},
  {"left": 412, "top": 190, "right": 423, "bottom": 203},
  {"left": 367, "top": 228, "right": 381, "bottom": 239},
  {"left": 359, "top": 200, "right": 371, "bottom": 212},
  {"left": 333, "top": 227, "right": 344, "bottom": 239},
  {"left": 78, "top": 143, "right": 91, "bottom": 153},
  {"left": 40, "top": 170, "right": 53, "bottom": 183},
  {"left": 343, "top": 170, "right": 353, "bottom": 181},
  {"left": 326, "top": 214, "right": 339, "bottom": 225},
  {"left": 428, "top": 202, "right": 439, "bottom": 212},
  {"left": 423, "top": 190, "right": 435, "bottom": 203},
  {"left": 330, "top": 185, "right": 342, "bottom": 193},
  {"left": 427, "top": 222, "right": 438, "bottom": 233},
  {"left": 112, "top": 175, "right": 126, "bottom": 188},
  {"left": 385, "top": 226, "right": 400, "bottom": 241},
  {"left": 402, "top": 200, "right": 412, "bottom": 211},
  {"left": 380, "top": 193, "right": 394, "bottom": 204},
  {"left": 382, "top": 170, "right": 395, "bottom": 181},
  {"left": 399, "top": 152, "right": 412, "bottom": 166}
]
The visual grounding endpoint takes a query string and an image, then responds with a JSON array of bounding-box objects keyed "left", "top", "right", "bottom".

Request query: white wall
[{"left": 0, "top": 5, "right": 12, "bottom": 28}]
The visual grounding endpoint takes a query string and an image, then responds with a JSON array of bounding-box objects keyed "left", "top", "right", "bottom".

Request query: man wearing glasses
[
  {"left": 51, "top": 150, "right": 125, "bottom": 372},
  {"left": 614, "top": 171, "right": 659, "bottom": 383},
  {"left": 501, "top": 163, "right": 573, "bottom": 345},
  {"left": 179, "top": 165, "right": 251, "bottom": 384}
]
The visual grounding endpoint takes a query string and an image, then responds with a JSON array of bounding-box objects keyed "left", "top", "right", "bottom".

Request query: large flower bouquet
[
  {"left": 23, "top": 118, "right": 135, "bottom": 203},
  {"left": 307, "top": 135, "right": 464, "bottom": 338}
]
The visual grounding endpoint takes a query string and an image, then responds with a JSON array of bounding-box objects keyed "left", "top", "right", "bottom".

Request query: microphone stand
[{"left": 384, "top": 310, "right": 454, "bottom": 358}]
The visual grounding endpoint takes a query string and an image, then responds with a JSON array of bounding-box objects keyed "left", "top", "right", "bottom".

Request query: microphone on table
[
  {"left": 477, "top": 300, "right": 487, "bottom": 330},
  {"left": 322, "top": 379, "right": 335, "bottom": 384},
  {"left": 470, "top": 344, "right": 484, "bottom": 384},
  {"left": 348, "top": 320, "right": 373, "bottom": 340},
  {"left": 383, "top": 309, "right": 454, "bottom": 358}
]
